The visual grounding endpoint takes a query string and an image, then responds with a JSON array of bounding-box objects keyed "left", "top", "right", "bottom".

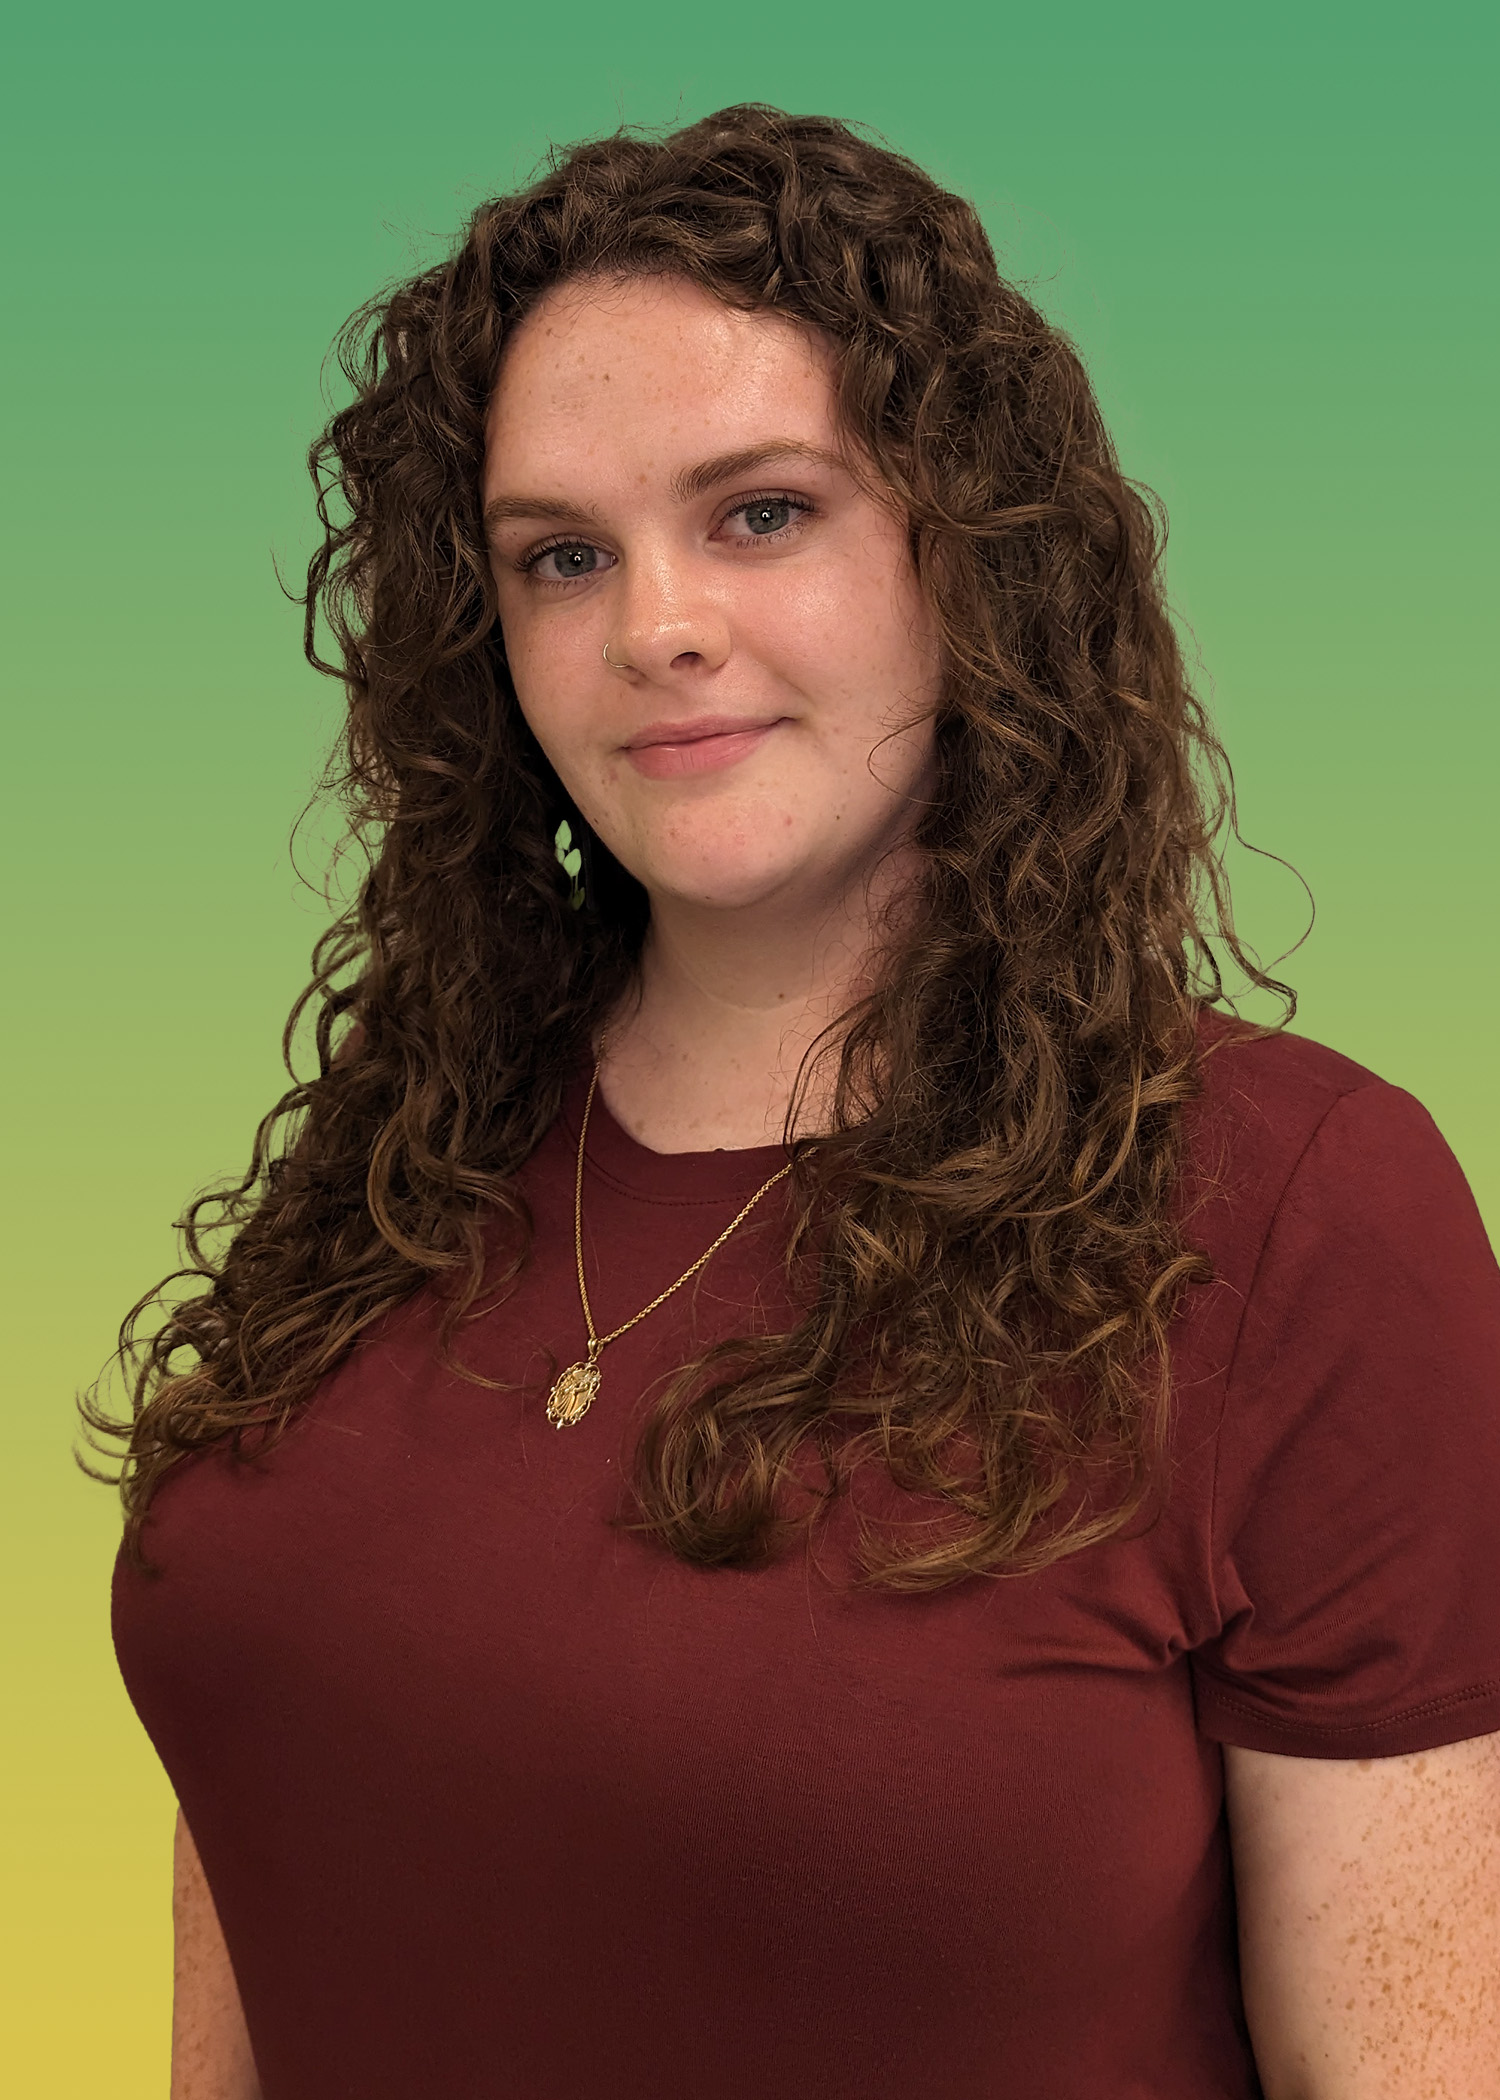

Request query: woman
[{"left": 102, "top": 106, "right": 1500, "bottom": 2098}]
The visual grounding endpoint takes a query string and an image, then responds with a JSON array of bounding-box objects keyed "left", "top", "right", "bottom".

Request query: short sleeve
[{"left": 1191, "top": 1080, "right": 1500, "bottom": 1758}]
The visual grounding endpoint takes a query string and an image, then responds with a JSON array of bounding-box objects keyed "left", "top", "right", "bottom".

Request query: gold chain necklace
[{"left": 545, "top": 1046, "right": 793, "bottom": 1429}]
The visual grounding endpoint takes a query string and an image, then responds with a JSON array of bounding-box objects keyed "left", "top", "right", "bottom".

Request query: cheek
[
  {"left": 771, "top": 506, "right": 930, "bottom": 665},
  {"left": 750, "top": 554, "right": 940, "bottom": 735},
  {"left": 500, "top": 621, "right": 594, "bottom": 779}
]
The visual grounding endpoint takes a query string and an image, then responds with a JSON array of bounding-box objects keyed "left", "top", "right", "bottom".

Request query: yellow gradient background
[{"left": 3, "top": 2, "right": 1494, "bottom": 2090}]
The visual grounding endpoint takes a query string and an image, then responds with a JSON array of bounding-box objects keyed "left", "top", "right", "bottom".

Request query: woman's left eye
[{"left": 722, "top": 496, "right": 808, "bottom": 540}]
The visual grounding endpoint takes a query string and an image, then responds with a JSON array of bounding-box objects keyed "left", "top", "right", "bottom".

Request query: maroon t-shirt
[{"left": 113, "top": 1020, "right": 1500, "bottom": 2099}]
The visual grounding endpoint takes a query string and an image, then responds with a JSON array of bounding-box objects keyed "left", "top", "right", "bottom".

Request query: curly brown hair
[{"left": 87, "top": 104, "right": 1287, "bottom": 1588}]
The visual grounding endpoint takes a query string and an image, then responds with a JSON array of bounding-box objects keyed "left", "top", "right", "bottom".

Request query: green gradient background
[{"left": 3, "top": 2, "right": 1495, "bottom": 2089}]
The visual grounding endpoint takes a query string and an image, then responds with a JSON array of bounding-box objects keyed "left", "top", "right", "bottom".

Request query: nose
[{"left": 611, "top": 543, "right": 730, "bottom": 680}]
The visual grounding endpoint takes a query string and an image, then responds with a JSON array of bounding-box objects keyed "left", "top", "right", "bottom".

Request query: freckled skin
[
  {"left": 172, "top": 1810, "right": 261, "bottom": 2098},
  {"left": 480, "top": 273, "right": 942, "bottom": 1152},
  {"left": 1224, "top": 1732, "right": 1500, "bottom": 2097},
  {"left": 482, "top": 274, "right": 941, "bottom": 920}
]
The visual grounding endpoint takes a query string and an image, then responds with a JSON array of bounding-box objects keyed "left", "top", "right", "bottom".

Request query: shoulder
[
  {"left": 1187, "top": 1004, "right": 1442, "bottom": 1190},
  {"left": 1191, "top": 1005, "right": 1389, "bottom": 1151},
  {"left": 1181, "top": 1007, "right": 1486, "bottom": 1287}
]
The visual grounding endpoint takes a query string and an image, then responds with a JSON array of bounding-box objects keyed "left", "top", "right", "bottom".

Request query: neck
[{"left": 598, "top": 849, "right": 918, "bottom": 1152}]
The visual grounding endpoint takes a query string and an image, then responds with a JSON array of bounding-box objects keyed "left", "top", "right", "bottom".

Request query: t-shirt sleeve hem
[{"left": 1194, "top": 1677, "right": 1500, "bottom": 1759}]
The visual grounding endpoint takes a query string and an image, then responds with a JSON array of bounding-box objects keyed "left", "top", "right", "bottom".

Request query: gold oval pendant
[{"left": 547, "top": 1358, "right": 601, "bottom": 1428}]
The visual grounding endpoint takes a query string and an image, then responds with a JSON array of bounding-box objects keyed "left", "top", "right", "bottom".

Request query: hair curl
[{"left": 87, "top": 104, "right": 1288, "bottom": 1588}]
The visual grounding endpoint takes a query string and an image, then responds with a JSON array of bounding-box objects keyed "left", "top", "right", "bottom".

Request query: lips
[{"left": 622, "top": 714, "right": 787, "bottom": 780}]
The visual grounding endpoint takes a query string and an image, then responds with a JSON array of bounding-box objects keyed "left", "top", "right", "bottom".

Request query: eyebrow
[
  {"left": 482, "top": 440, "right": 846, "bottom": 539},
  {"left": 482, "top": 492, "right": 603, "bottom": 534},
  {"left": 670, "top": 440, "right": 846, "bottom": 503}
]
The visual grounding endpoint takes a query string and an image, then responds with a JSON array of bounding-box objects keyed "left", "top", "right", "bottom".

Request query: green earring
[{"left": 554, "top": 820, "right": 585, "bottom": 910}]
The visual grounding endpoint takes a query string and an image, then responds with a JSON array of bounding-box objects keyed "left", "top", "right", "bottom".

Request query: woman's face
[{"left": 483, "top": 273, "right": 942, "bottom": 918}]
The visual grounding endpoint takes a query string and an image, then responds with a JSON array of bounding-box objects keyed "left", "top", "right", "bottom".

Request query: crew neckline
[{"left": 558, "top": 1066, "right": 791, "bottom": 1204}]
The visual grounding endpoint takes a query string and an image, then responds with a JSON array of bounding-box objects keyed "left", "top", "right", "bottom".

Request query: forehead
[{"left": 483, "top": 275, "right": 840, "bottom": 488}]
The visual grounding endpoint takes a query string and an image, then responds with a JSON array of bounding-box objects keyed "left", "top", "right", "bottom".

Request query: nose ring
[{"left": 602, "top": 640, "right": 619, "bottom": 668}]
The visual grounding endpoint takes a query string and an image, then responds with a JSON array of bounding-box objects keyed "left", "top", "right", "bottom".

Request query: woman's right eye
[{"left": 525, "top": 542, "right": 616, "bottom": 583}]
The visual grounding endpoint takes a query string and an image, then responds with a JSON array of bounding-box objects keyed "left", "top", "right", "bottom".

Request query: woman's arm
[
  {"left": 1224, "top": 1733, "right": 1500, "bottom": 2099},
  {"left": 172, "top": 1808, "right": 261, "bottom": 2100}
]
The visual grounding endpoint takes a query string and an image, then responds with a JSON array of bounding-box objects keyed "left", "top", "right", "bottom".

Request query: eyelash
[{"left": 518, "top": 491, "right": 815, "bottom": 583}]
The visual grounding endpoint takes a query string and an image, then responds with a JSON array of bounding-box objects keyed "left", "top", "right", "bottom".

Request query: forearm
[{"left": 171, "top": 1809, "right": 261, "bottom": 2100}]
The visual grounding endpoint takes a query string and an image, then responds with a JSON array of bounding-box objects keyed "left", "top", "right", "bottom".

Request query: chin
[{"left": 635, "top": 843, "right": 809, "bottom": 915}]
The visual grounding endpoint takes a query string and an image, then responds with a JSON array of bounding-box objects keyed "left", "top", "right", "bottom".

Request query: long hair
[{"left": 87, "top": 104, "right": 1287, "bottom": 1587}]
